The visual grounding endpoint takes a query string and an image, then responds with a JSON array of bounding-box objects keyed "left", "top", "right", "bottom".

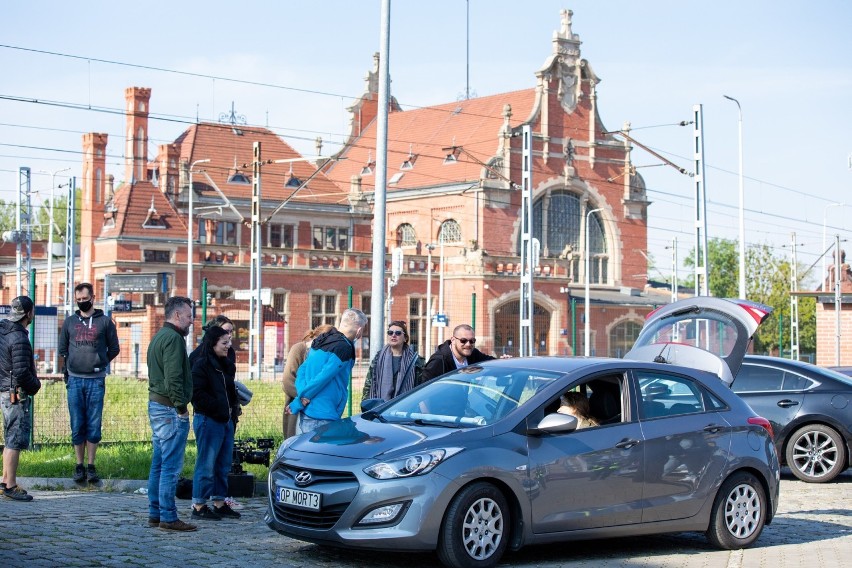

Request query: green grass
[
  {"left": 19, "top": 441, "right": 270, "bottom": 481},
  {"left": 14, "top": 372, "right": 367, "bottom": 482}
]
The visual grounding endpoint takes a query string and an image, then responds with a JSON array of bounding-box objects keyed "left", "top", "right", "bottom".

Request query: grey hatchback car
[{"left": 265, "top": 299, "right": 780, "bottom": 568}]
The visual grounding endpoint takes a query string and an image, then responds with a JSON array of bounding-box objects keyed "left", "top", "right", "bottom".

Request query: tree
[
  {"left": 32, "top": 190, "right": 82, "bottom": 242},
  {"left": 0, "top": 199, "right": 16, "bottom": 234},
  {"left": 684, "top": 238, "right": 816, "bottom": 356}
]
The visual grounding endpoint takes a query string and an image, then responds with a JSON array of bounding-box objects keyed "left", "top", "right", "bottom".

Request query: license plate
[{"left": 278, "top": 487, "right": 321, "bottom": 510}]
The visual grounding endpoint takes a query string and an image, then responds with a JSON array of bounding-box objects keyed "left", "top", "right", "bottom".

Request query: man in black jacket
[
  {"left": 422, "top": 324, "right": 496, "bottom": 382},
  {"left": 0, "top": 296, "right": 41, "bottom": 501}
]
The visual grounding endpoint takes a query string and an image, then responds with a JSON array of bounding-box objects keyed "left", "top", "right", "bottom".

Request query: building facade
[{"left": 2, "top": 10, "right": 675, "bottom": 377}]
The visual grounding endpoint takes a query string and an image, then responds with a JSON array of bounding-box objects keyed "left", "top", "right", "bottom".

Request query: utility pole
[
  {"left": 63, "top": 176, "right": 76, "bottom": 318},
  {"left": 519, "top": 124, "right": 536, "bottom": 357},
  {"left": 369, "top": 0, "right": 392, "bottom": 361},
  {"left": 249, "top": 142, "right": 263, "bottom": 380},
  {"left": 692, "top": 105, "right": 710, "bottom": 296},
  {"left": 789, "top": 232, "right": 800, "bottom": 361},
  {"left": 17, "top": 167, "right": 33, "bottom": 296}
]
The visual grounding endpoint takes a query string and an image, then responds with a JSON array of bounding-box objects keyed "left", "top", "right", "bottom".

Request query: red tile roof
[
  {"left": 175, "top": 123, "right": 344, "bottom": 206},
  {"left": 328, "top": 89, "right": 536, "bottom": 192}
]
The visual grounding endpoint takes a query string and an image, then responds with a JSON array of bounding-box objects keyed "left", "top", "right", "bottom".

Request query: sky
[{"left": 2, "top": 0, "right": 851, "bottom": 287}]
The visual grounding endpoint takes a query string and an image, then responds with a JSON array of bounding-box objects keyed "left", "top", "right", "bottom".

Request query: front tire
[
  {"left": 785, "top": 424, "right": 846, "bottom": 483},
  {"left": 706, "top": 472, "right": 767, "bottom": 549},
  {"left": 437, "top": 482, "right": 509, "bottom": 568}
]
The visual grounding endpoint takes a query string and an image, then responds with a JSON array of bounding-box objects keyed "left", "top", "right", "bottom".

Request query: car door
[
  {"left": 732, "top": 361, "right": 806, "bottom": 437},
  {"left": 634, "top": 370, "right": 733, "bottom": 522},
  {"left": 526, "top": 372, "right": 645, "bottom": 532},
  {"left": 625, "top": 297, "right": 772, "bottom": 386}
]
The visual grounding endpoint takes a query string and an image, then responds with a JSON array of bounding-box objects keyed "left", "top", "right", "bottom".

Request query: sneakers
[
  {"left": 191, "top": 505, "right": 222, "bottom": 521},
  {"left": 159, "top": 519, "right": 197, "bottom": 532},
  {"left": 86, "top": 464, "right": 100, "bottom": 484},
  {"left": 73, "top": 464, "right": 86, "bottom": 483},
  {"left": 3, "top": 485, "right": 33, "bottom": 501},
  {"left": 213, "top": 503, "right": 242, "bottom": 519}
]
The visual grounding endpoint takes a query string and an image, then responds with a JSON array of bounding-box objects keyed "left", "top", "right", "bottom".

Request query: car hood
[
  {"left": 287, "top": 416, "right": 473, "bottom": 459},
  {"left": 625, "top": 297, "right": 772, "bottom": 386}
]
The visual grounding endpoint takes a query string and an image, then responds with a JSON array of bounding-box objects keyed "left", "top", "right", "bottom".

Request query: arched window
[
  {"left": 396, "top": 223, "right": 416, "bottom": 247},
  {"left": 438, "top": 219, "right": 462, "bottom": 244},
  {"left": 609, "top": 320, "right": 642, "bottom": 358},
  {"left": 524, "top": 191, "right": 608, "bottom": 284}
]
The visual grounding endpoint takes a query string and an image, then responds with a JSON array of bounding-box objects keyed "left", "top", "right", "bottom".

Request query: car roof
[{"left": 743, "top": 355, "right": 852, "bottom": 385}]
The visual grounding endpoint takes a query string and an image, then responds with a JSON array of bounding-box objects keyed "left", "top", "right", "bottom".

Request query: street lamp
[
  {"left": 187, "top": 158, "right": 210, "bottom": 350},
  {"left": 723, "top": 95, "right": 746, "bottom": 299},
  {"left": 584, "top": 207, "right": 602, "bottom": 357},
  {"left": 425, "top": 243, "right": 436, "bottom": 357},
  {"left": 40, "top": 167, "right": 70, "bottom": 373},
  {"left": 822, "top": 202, "right": 846, "bottom": 290}
]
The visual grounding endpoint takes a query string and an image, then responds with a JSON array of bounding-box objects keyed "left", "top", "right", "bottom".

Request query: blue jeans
[
  {"left": 192, "top": 414, "right": 234, "bottom": 505},
  {"left": 296, "top": 413, "right": 333, "bottom": 435},
  {"left": 67, "top": 376, "right": 105, "bottom": 445},
  {"left": 147, "top": 402, "right": 190, "bottom": 523}
]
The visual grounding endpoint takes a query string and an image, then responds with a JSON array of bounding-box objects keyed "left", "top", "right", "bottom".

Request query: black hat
[{"left": 7, "top": 296, "right": 34, "bottom": 323}]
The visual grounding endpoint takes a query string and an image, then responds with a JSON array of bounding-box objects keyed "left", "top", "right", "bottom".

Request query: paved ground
[{"left": 0, "top": 470, "right": 849, "bottom": 567}]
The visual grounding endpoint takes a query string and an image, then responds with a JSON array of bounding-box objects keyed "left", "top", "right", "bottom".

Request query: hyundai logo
[{"left": 294, "top": 471, "right": 313, "bottom": 486}]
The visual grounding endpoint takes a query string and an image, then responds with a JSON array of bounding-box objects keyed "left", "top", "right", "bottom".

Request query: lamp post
[
  {"left": 822, "top": 202, "right": 846, "bottom": 289},
  {"left": 584, "top": 208, "right": 602, "bottom": 357},
  {"left": 425, "top": 243, "right": 436, "bottom": 357},
  {"left": 723, "top": 95, "right": 746, "bottom": 299},
  {"left": 187, "top": 158, "right": 210, "bottom": 350},
  {"left": 41, "top": 167, "right": 70, "bottom": 373}
]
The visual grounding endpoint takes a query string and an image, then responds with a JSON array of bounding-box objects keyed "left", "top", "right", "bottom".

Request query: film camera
[
  {"left": 231, "top": 438, "right": 274, "bottom": 474},
  {"left": 228, "top": 438, "right": 274, "bottom": 498}
]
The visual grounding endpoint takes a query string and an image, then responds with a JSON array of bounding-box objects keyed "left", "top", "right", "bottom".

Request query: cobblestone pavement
[{"left": 0, "top": 471, "right": 848, "bottom": 567}]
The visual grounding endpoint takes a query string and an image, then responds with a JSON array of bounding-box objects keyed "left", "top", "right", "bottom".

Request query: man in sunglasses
[{"left": 422, "top": 324, "right": 495, "bottom": 382}]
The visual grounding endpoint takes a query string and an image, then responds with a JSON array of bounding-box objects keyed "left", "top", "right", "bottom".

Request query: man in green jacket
[{"left": 146, "top": 296, "right": 196, "bottom": 532}]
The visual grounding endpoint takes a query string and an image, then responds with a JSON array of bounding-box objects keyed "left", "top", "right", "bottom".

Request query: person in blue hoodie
[
  {"left": 287, "top": 308, "right": 367, "bottom": 435},
  {"left": 58, "top": 283, "right": 120, "bottom": 484}
]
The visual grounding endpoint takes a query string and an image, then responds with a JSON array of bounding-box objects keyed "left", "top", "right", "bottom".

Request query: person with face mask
[
  {"left": 58, "top": 282, "right": 120, "bottom": 484},
  {"left": 1, "top": 296, "right": 41, "bottom": 501},
  {"left": 146, "top": 296, "right": 196, "bottom": 532}
]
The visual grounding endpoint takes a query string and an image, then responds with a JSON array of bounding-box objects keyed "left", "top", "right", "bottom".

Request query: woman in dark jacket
[
  {"left": 362, "top": 320, "right": 424, "bottom": 401},
  {"left": 190, "top": 326, "right": 241, "bottom": 521}
]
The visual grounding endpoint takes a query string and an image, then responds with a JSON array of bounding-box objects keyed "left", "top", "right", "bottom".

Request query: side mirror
[{"left": 527, "top": 413, "right": 578, "bottom": 435}]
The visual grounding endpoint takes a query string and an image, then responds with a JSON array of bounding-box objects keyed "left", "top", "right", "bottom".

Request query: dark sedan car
[{"left": 733, "top": 356, "right": 852, "bottom": 483}]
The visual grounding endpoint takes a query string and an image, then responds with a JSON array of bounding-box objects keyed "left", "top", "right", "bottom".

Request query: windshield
[{"left": 377, "top": 365, "right": 562, "bottom": 427}]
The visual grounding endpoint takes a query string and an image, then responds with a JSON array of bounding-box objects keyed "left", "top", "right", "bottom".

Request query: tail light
[{"left": 748, "top": 416, "right": 774, "bottom": 439}]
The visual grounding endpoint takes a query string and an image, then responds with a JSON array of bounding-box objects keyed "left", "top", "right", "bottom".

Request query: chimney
[
  {"left": 124, "top": 87, "right": 152, "bottom": 185},
  {"left": 81, "top": 132, "right": 109, "bottom": 284}
]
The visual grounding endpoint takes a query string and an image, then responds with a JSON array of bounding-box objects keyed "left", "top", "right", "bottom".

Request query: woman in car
[{"left": 557, "top": 391, "right": 599, "bottom": 429}]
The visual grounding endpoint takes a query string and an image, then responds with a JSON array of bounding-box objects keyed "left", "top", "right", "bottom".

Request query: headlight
[{"left": 364, "top": 447, "right": 463, "bottom": 479}]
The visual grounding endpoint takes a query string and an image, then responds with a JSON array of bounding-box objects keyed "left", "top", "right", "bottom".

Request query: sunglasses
[
  {"left": 386, "top": 330, "right": 404, "bottom": 337},
  {"left": 454, "top": 336, "right": 476, "bottom": 345}
]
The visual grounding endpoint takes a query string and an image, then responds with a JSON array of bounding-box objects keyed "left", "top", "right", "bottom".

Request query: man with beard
[{"left": 146, "top": 296, "right": 196, "bottom": 532}]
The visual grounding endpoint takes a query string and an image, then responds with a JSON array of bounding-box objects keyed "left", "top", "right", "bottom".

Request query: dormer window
[
  {"left": 285, "top": 164, "right": 301, "bottom": 187},
  {"left": 361, "top": 151, "right": 375, "bottom": 176},
  {"left": 142, "top": 197, "right": 167, "bottom": 229},
  {"left": 400, "top": 145, "right": 416, "bottom": 170},
  {"left": 227, "top": 156, "right": 250, "bottom": 185},
  {"left": 443, "top": 145, "right": 460, "bottom": 165}
]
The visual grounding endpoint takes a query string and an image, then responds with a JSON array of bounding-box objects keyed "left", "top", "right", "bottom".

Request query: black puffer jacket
[
  {"left": 421, "top": 339, "right": 495, "bottom": 383},
  {"left": 0, "top": 319, "right": 41, "bottom": 395},
  {"left": 191, "top": 352, "right": 238, "bottom": 424}
]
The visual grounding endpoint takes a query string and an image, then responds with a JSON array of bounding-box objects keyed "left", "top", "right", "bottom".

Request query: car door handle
[
  {"left": 777, "top": 400, "right": 799, "bottom": 408},
  {"left": 703, "top": 424, "right": 724, "bottom": 433},
  {"left": 615, "top": 438, "right": 640, "bottom": 449}
]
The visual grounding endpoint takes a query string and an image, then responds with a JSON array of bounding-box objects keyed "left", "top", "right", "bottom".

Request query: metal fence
[{"left": 1, "top": 365, "right": 370, "bottom": 447}]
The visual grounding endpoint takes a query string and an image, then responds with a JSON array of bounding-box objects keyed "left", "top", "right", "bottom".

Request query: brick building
[{"left": 2, "top": 9, "right": 674, "bottom": 377}]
